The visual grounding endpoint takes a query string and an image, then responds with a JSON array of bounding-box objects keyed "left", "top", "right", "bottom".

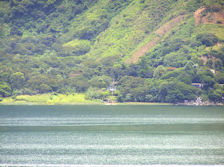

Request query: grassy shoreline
[
  {"left": 0, "top": 102, "right": 172, "bottom": 105},
  {"left": 0, "top": 93, "right": 102, "bottom": 105},
  {"left": 0, "top": 93, "right": 172, "bottom": 105},
  {"left": 1, "top": 94, "right": 222, "bottom": 106}
]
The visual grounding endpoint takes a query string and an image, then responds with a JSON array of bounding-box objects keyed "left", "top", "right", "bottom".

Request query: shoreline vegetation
[
  {"left": 0, "top": 93, "right": 223, "bottom": 106},
  {"left": 0, "top": 94, "right": 171, "bottom": 105},
  {"left": 0, "top": 93, "right": 101, "bottom": 105}
]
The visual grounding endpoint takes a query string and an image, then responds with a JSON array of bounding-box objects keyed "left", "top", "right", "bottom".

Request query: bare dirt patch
[
  {"left": 155, "top": 15, "right": 186, "bottom": 36},
  {"left": 127, "top": 37, "right": 159, "bottom": 64},
  {"left": 194, "top": 7, "right": 206, "bottom": 25},
  {"left": 127, "top": 15, "right": 186, "bottom": 64},
  {"left": 200, "top": 55, "right": 208, "bottom": 64},
  {"left": 194, "top": 7, "right": 224, "bottom": 25},
  {"left": 200, "top": 55, "right": 216, "bottom": 65}
]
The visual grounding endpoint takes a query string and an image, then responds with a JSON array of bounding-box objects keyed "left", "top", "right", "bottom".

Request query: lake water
[{"left": 0, "top": 105, "right": 224, "bottom": 166}]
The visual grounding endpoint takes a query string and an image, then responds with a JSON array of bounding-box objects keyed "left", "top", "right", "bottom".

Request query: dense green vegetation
[{"left": 0, "top": 0, "right": 224, "bottom": 104}]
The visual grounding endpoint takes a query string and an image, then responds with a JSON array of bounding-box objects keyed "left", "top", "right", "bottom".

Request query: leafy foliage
[
  {"left": 196, "top": 33, "right": 218, "bottom": 46},
  {"left": 0, "top": 0, "right": 224, "bottom": 103},
  {"left": 0, "top": 82, "right": 12, "bottom": 97}
]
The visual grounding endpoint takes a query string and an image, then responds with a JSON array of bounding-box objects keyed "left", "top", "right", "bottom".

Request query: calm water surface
[{"left": 0, "top": 105, "right": 224, "bottom": 166}]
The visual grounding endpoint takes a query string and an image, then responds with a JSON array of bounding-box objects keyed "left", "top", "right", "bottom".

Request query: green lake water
[{"left": 0, "top": 105, "right": 224, "bottom": 166}]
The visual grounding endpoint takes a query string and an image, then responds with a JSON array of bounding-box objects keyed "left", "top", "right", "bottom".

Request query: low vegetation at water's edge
[{"left": 0, "top": 93, "right": 102, "bottom": 105}]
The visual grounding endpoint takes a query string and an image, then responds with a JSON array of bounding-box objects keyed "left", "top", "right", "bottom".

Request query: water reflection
[{"left": 0, "top": 105, "right": 224, "bottom": 165}]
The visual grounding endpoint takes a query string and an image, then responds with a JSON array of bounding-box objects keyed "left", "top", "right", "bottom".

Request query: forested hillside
[{"left": 0, "top": 0, "right": 224, "bottom": 103}]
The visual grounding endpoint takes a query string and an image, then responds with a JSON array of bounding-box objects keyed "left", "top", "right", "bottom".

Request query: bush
[
  {"left": 89, "top": 76, "right": 111, "bottom": 89},
  {"left": 117, "top": 76, "right": 149, "bottom": 102},
  {"left": 206, "top": 59, "right": 213, "bottom": 68},
  {"left": 85, "top": 87, "right": 110, "bottom": 100},
  {"left": 216, "top": 73, "right": 224, "bottom": 84},
  {"left": 186, "top": 0, "right": 203, "bottom": 12},
  {"left": 22, "top": 88, "right": 38, "bottom": 95},
  {"left": 0, "top": 82, "right": 12, "bottom": 97},
  {"left": 208, "top": 89, "right": 223, "bottom": 102},
  {"left": 153, "top": 65, "right": 166, "bottom": 79},
  {"left": 10, "top": 26, "right": 23, "bottom": 36},
  {"left": 214, "top": 59, "right": 223, "bottom": 70},
  {"left": 158, "top": 81, "right": 199, "bottom": 103},
  {"left": 39, "top": 84, "right": 52, "bottom": 93},
  {"left": 196, "top": 33, "right": 218, "bottom": 46},
  {"left": 10, "top": 72, "right": 25, "bottom": 90},
  {"left": 62, "top": 39, "right": 91, "bottom": 56},
  {"left": 70, "top": 76, "right": 89, "bottom": 92}
]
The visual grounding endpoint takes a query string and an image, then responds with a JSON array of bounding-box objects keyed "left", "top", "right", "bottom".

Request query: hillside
[{"left": 0, "top": 0, "right": 224, "bottom": 104}]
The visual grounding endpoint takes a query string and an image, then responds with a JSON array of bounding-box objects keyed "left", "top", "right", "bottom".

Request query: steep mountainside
[{"left": 0, "top": 0, "right": 224, "bottom": 103}]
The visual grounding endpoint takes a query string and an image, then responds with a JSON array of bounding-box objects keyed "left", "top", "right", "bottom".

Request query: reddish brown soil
[
  {"left": 194, "top": 7, "right": 224, "bottom": 25},
  {"left": 200, "top": 55, "right": 216, "bottom": 65},
  {"left": 127, "top": 37, "right": 159, "bottom": 64},
  {"left": 200, "top": 55, "right": 208, "bottom": 64},
  {"left": 69, "top": 73, "right": 81, "bottom": 78},
  {"left": 128, "top": 15, "right": 186, "bottom": 64},
  {"left": 194, "top": 7, "right": 206, "bottom": 25},
  {"left": 155, "top": 15, "right": 186, "bottom": 36}
]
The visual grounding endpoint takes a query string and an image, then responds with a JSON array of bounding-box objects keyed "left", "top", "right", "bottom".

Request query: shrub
[
  {"left": 216, "top": 73, "right": 224, "bottom": 84},
  {"left": 85, "top": 87, "right": 109, "bottom": 100},
  {"left": 39, "top": 84, "right": 52, "bottom": 93},
  {"left": 10, "top": 26, "right": 23, "bottom": 36},
  {"left": 62, "top": 39, "right": 91, "bottom": 56},
  {"left": 10, "top": 72, "right": 25, "bottom": 90},
  {"left": 196, "top": 33, "right": 218, "bottom": 46},
  {"left": 208, "top": 89, "right": 223, "bottom": 102},
  {"left": 0, "top": 82, "right": 12, "bottom": 97},
  {"left": 214, "top": 59, "right": 223, "bottom": 70},
  {"left": 89, "top": 76, "right": 112, "bottom": 89},
  {"left": 186, "top": 0, "right": 203, "bottom": 12}
]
